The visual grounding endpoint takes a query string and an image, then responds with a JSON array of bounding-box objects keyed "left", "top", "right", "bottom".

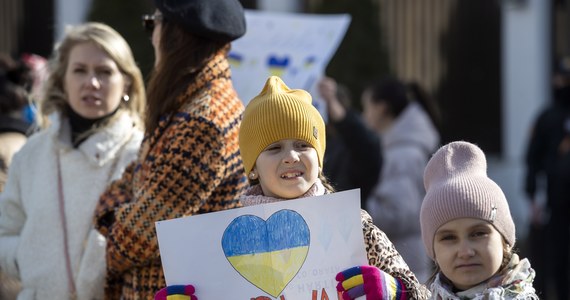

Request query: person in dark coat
[
  {"left": 524, "top": 56, "right": 570, "bottom": 300},
  {"left": 318, "top": 76, "right": 382, "bottom": 209}
]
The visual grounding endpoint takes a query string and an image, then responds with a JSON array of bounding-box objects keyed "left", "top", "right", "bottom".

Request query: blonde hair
[{"left": 38, "top": 22, "right": 145, "bottom": 129}]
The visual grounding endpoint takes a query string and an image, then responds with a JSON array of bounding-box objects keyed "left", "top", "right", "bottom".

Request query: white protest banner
[
  {"left": 156, "top": 189, "right": 367, "bottom": 299},
  {"left": 229, "top": 9, "right": 351, "bottom": 117}
]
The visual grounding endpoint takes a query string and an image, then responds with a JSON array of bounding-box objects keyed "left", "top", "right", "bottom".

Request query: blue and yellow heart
[{"left": 221, "top": 209, "right": 310, "bottom": 297}]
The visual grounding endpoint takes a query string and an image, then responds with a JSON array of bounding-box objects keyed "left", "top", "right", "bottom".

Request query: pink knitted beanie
[{"left": 420, "top": 141, "right": 515, "bottom": 260}]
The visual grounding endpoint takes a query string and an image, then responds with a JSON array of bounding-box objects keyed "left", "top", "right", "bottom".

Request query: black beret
[{"left": 154, "top": 0, "right": 246, "bottom": 43}]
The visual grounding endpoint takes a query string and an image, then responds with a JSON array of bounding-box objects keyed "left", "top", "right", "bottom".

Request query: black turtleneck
[{"left": 67, "top": 106, "right": 119, "bottom": 148}]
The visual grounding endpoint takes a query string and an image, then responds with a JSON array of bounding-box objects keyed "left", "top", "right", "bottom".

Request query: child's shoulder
[
  {"left": 359, "top": 209, "right": 374, "bottom": 226},
  {"left": 359, "top": 209, "right": 392, "bottom": 249},
  {"left": 360, "top": 211, "right": 432, "bottom": 299}
]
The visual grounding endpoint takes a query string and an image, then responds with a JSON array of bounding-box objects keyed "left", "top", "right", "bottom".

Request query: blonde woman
[{"left": 0, "top": 22, "right": 145, "bottom": 299}]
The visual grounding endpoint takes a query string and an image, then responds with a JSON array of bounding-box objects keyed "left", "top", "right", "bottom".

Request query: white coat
[
  {"left": 0, "top": 112, "right": 142, "bottom": 300},
  {"left": 367, "top": 102, "right": 440, "bottom": 282}
]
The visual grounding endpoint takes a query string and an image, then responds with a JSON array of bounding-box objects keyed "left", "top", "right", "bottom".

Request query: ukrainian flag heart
[{"left": 222, "top": 209, "right": 310, "bottom": 297}]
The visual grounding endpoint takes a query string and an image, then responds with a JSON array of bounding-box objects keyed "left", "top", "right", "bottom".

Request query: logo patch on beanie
[
  {"left": 313, "top": 126, "right": 318, "bottom": 139},
  {"left": 490, "top": 205, "right": 497, "bottom": 222}
]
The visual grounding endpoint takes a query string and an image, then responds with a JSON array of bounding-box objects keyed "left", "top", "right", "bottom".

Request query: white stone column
[{"left": 490, "top": 0, "right": 550, "bottom": 240}]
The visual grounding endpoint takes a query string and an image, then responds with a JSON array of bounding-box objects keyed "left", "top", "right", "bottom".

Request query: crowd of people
[{"left": 0, "top": 0, "right": 552, "bottom": 299}]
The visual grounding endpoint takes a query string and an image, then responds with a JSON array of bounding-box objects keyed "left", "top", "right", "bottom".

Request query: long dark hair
[{"left": 145, "top": 18, "right": 227, "bottom": 133}]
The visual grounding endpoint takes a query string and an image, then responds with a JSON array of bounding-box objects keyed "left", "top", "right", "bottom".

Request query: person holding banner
[
  {"left": 155, "top": 76, "right": 430, "bottom": 300},
  {"left": 362, "top": 77, "right": 440, "bottom": 282},
  {"left": 317, "top": 76, "right": 382, "bottom": 207},
  {"left": 93, "top": 0, "right": 249, "bottom": 299}
]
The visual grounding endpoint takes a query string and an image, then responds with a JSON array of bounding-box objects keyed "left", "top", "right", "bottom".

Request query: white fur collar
[{"left": 46, "top": 111, "right": 138, "bottom": 166}]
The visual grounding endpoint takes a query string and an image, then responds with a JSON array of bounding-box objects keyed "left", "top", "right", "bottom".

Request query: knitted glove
[
  {"left": 154, "top": 285, "right": 197, "bottom": 300},
  {"left": 336, "top": 266, "right": 406, "bottom": 300}
]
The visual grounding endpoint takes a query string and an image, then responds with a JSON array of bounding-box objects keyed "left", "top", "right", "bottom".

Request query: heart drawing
[{"left": 221, "top": 209, "right": 310, "bottom": 297}]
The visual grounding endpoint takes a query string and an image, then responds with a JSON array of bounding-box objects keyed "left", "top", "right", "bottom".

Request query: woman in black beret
[{"left": 93, "top": 1, "right": 248, "bottom": 299}]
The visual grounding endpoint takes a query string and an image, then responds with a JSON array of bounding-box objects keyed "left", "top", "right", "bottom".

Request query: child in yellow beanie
[{"left": 155, "top": 76, "right": 429, "bottom": 300}]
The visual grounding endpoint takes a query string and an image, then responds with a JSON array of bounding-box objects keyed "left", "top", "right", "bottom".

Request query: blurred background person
[
  {"left": 19, "top": 53, "right": 49, "bottom": 126},
  {"left": 0, "top": 54, "right": 34, "bottom": 191},
  {"left": 0, "top": 51, "right": 47, "bottom": 300},
  {"left": 524, "top": 56, "right": 570, "bottom": 300},
  {"left": 363, "top": 76, "right": 441, "bottom": 282},
  {"left": 0, "top": 53, "right": 32, "bottom": 300},
  {"left": 93, "top": 0, "right": 249, "bottom": 298},
  {"left": 0, "top": 22, "right": 146, "bottom": 299},
  {"left": 318, "top": 76, "right": 382, "bottom": 208}
]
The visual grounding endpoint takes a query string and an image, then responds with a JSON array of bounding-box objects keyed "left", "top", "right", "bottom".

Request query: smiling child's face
[
  {"left": 253, "top": 138, "right": 319, "bottom": 200},
  {"left": 433, "top": 217, "right": 505, "bottom": 291}
]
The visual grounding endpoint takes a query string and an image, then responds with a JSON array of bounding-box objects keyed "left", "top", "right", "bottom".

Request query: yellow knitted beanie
[{"left": 239, "top": 76, "right": 326, "bottom": 175}]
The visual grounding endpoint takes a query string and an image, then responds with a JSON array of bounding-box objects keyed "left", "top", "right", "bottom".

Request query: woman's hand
[{"left": 317, "top": 76, "right": 347, "bottom": 122}]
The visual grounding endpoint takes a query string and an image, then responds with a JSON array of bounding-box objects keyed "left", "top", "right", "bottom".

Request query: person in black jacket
[
  {"left": 318, "top": 76, "right": 382, "bottom": 210},
  {"left": 524, "top": 56, "right": 570, "bottom": 300}
]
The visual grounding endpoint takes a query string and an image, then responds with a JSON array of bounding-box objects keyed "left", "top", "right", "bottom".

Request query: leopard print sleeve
[{"left": 361, "top": 209, "right": 431, "bottom": 300}]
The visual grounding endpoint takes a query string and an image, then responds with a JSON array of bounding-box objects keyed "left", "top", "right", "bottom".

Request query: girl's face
[
  {"left": 433, "top": 218, "right": 505, "bottom": 291},
  {"left": 64, "top": 42, "right": 127, "bottom": 119},
  {"left": 253, "top": 139, "right": 319, "bottom": 199}
]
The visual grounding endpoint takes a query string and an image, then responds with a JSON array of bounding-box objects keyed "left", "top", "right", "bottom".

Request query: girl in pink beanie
[{"left": 420, "top": 141, "right": 538, "bottom": 299}]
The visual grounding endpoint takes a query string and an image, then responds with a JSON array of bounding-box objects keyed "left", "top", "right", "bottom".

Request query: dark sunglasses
[{"left": 142, "top": 14, "right": 163, "bottom": 34}]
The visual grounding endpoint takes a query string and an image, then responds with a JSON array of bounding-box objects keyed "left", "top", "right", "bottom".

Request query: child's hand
[
  {"left": 335, "top": 266, "right": 406, "bottom": 300},
  {"left": 154, "top": 285, "right": 197, "bottom": 300}
]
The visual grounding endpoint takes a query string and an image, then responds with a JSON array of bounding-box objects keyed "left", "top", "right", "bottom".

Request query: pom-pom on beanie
[
  {"left": 239, "top": 76, "right": 326, "bottom": 176},
  {"left": 420, "top": 141, "right": 515, "bottom": 260}
]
